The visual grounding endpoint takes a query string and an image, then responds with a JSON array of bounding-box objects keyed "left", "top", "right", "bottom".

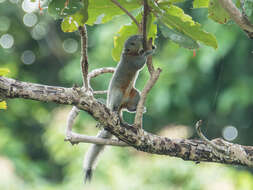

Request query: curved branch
[
  {"left": 1, "top": 76, "right": 253, "bottom": 167},
  {"left": 134, "top": 68, "right": 161, "bottom": 127},
  {"left": 88, "top": 67, "right": 115, "bottom": 79}
]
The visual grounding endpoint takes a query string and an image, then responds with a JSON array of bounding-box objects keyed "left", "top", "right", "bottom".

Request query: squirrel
[{"left": 83, "top": 35, "right": 155, "bottom": 182}]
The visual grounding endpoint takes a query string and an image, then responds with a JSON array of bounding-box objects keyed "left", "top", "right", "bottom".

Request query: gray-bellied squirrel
[{"left": 83, "top": 35, "right": 155, "bottom": 182}]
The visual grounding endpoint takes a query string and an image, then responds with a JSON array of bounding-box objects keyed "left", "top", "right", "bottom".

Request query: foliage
[
  {"left": 208, "top": 0, "right": 230, "bottom": 24},
  {"left": 244, "top": 0, "right": 253, "bottom": 23},
  {"left": 1, "top": 0, "right": 253, "bottom": 189},
  {"left": 0, "top": 68, "right": 9, "bottom": 109},
  {"left": 0, "top": 68, "right": 10, "bottom": 76},
  {"left": 0, "top": 101, "right": 7, "bottom": 110}
]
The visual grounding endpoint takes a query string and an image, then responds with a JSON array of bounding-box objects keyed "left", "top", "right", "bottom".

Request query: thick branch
[
  {"left": 218, "top": 0, "right": 253, "bottom": 37},
  {"left": 1, "top": 76, "right": 253, "bottom": 167}
]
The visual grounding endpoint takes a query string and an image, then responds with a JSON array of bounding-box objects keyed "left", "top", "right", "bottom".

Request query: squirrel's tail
[{"left": 83, "top": 129, "right": 112, "bottom": 183}]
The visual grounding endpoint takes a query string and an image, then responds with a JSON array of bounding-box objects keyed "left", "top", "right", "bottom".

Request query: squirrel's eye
[
  {"left": 139, "top": 49, "right": 144, "bottom": 55},
  {"left": 125, "top": 48, "right": 130, "bottom": 52},
  {"left": 130, "top": 42, "right": 135, "bottom": 46}
]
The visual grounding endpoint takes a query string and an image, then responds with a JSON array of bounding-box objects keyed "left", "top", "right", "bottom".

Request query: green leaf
[
  {"left": 193, "top": 0, "right": 209, "bottom": 8},
  {"left": 158, "top": 0, "right": 186, "bottom": 5},
  {"left": 0, "top": 68, "right": 10, "bottom": 76},
  {"left": 86, "top": 0, "right": 141, "bottom": 25},
  {"left": 61, "top": 5, "right": 89, "bottom": 32},
  {"left": 244, "top": 0, "right": 253, "bottom": 23},
  {"left": 158, "top": 21, "right": 199, "bottom": 49},
  {"left": 0, "top": 101, "right": 7, "bottom": 110},
  {"left": 152, "top": 4, "right": 218, "bottom": 49},
  {"left": 48, "top": 0, "right": 83, "bottom": 19},
  {"left": 112, "top": 13, "right": 157, "bottom": 62},
  {"left": 208, "top": 0, "right": 230, "bottom": 24}
]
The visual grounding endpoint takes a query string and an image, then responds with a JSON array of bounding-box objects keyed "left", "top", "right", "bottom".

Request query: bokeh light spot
[
  {"left": 63, "top": 38, "right": 78, "bottom": 54},
  {"left": 222, "top": 126, "right": 238, "bottom": 141},
  {"left": 31, "top": 22, "right": 47, "bottom": 40},
  {"left": 23, "top": 13, "right": 37, "bottom": 27},
  {"left": 22, "top": 0, "right": 38, "bottom": 13},
  {"left": 0, "top": 34, "right": 14, "bottom": 49},
  {"left": 21, "top": 50, "right": 36, "bottom": 65}
]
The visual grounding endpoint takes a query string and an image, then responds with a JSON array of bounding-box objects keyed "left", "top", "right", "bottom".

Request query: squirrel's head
[{"left": 123, "top": 35, "right": 143, "bottom": 55}]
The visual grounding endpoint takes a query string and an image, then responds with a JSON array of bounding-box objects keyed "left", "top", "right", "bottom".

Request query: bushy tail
[{"left": 83, "top": 129, "right": 112, "bottom": 183}]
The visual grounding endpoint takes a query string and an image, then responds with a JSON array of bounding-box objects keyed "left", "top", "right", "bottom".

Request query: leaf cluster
[{"left": 47, "top": 0, "right": 224, "bottom": 61}]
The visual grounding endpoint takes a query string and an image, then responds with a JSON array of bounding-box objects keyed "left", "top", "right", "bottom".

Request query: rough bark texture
[{"left": 1, "top": 76, "right": 253, "bottom": 167}]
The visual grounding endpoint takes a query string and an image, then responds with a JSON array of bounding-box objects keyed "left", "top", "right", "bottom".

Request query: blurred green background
[{"left": 1, "top": 0, "right": 253, "bottom": 189}]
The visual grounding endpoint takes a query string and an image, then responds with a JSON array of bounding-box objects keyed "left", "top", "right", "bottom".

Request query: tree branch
[
  {"left": 65, "top": 131, "right": 127, "bottom": 146},
  {"left": 196, "top": 120, "right": 253, "bottom": 167},
  {"left": 66, "top": 106, "right": 80, "bottom": 142},
  {"left": 79, "top": 25, "right": 89, "bottom": 90},
  {"left": 146, "top": 38, "right": 155, "bottom": 75},
  {"left": 2, "top": 76, "right": 253, "bottom": 167},
  {"left": 218, "top": 0, "right": 253, "bottom": 38},
  {"left": 134, "top": 68, "right": 161, "bottom": 128},
  {"left": 66, "top": 67, "right": 114, "bottom": 145},
  {"left": 88, "top": 67, "right": 115, "bottom": 82},
  {"left": 142, "top": 0, "right": 148, "bottom": 50},
  {"left": 93, "top": 90, "right": 108, "bottom": 95},
  {"left": 111, "top": 0, "right": 140, "bottom": 30}
]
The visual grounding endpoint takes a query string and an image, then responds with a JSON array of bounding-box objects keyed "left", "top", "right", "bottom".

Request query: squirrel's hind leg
[{"left": 126, "top": 88, "right": 146, "bottom": 113}]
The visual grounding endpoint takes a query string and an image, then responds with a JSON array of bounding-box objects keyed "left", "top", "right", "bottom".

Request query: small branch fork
[
  {"left": 134, "top": 0, "right": 162, "bottom": 128},
  {"left": 195, "top": 120, "right": 253, "bottom": 167},
  {"left": 66, "top": 1, "right": 161, "bottom": 143},
  {"left": 65, "top": 25, "right": 116, "bottom": 145}
]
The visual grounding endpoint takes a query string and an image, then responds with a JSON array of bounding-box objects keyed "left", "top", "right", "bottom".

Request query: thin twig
[
  {"left": 93, "top": 90, "right": 108, "bottom": 95},
  {"left": 142, "top": 0, "right": 148, "bottom": 50},
  {"left": 146, "top": 38, "right": 155, "bottom": 75},
  {"left": 195, "top": 120, "right": 229, "bottom": 155},
  {"left": 218, "top": 0, "right": 253, "bottom": 37},
  {"left": 134, "top": 68, "right": 162, "bottom": 128},
  {"left": 65, "top": 131, "right": 128, "bottom": 146},
  {"left": 111, "top": 0, "right": 140, "bottom": 30},
  {"left": 79, "top": 25, "right": 89, "bottom": 90},
  {"left": 88, "top": 67, "right": 115, "bottom": 80}
]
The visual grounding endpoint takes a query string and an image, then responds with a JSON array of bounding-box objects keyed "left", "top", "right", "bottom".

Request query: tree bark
[{"left": 1, "top": 76, "right": 253, "bottom": 167}]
